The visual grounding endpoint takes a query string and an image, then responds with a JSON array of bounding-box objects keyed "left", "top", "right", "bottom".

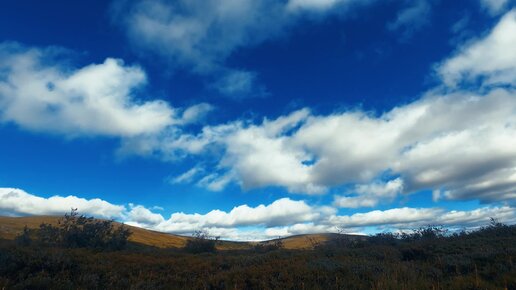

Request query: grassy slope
[
  {"left": 0, "top": 216, "right": 189, "bottom": 248},
  {"left": 0, "top": 216, "right": 332, "bottom": 250}
]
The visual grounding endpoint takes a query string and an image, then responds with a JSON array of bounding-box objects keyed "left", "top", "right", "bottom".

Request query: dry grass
[
  {"left": 0, "top": 216, "right": 334, "bottom": 250},
  {"left": 281, "top": 233, "right": 333, "bottom": 249},
  {"left": 0, "top": 216, "right": 189, "bottom": 248}
]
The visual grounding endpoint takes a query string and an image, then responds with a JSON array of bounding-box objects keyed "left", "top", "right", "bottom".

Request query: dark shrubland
[{"left": 1, "top": 218, "right": 515, "bottom": 289}]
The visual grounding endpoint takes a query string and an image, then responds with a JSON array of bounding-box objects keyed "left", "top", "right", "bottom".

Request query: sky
[{"left": 0, "top": 0, "right": 515, "bottom": 241}]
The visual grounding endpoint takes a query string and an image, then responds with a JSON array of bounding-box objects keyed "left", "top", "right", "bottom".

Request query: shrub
[
  {"left": 184, "top": 230, "right": 218, "bottom": 254},
  {"left": 23, "top": 208, "right": 132, "bottom": 250}
]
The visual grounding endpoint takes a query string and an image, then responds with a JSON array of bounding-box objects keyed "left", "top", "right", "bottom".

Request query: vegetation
[
  {"left": 15, "top": 208, "right": 131, "bottom": 250},
  {"left": 0, "top": 217, "right": 515, "bottom": 289},
  {"left": 184, "top": 230, "right": 219, "bottom": 254},
  {"left": 254, "top": 237, "right": 284, "bottom": 252}
]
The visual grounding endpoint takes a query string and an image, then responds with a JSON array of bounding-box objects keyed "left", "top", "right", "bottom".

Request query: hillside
[
  {"left": 1, "top": 220, "right": 514, "bottom": 289},
  {"left": 0, "top": 216, "right": 333, "bottom": 250}
]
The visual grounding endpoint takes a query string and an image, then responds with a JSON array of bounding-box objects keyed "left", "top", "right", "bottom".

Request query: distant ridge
[{"left": 0, "top": 216, "right": 347, "bottom": 250}]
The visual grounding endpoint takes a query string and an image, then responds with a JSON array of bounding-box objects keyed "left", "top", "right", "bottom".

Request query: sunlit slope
[
  {"left": 0, "top": 216, "right": 189, "bottom": 248},
  {"left": 0, "top": 216, "right": 350, "bottom": 250}
]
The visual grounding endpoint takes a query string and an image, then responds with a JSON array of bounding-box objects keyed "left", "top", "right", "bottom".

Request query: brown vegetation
[
  {"left": 0, "top": 216, "right": 336, "bottom": 250},
  {"left": 1, "top": 213, "right": 515, "bottom": 289}
]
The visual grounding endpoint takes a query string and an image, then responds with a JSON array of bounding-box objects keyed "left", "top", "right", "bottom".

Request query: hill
[
  {"left": 1, "top": 219, "right": 514, "bottom": 289},
  {"left": 0, "top": 215, "right": 335, "bottom": 250}
]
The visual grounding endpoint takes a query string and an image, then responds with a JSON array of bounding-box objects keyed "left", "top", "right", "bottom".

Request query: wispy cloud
[
  {"left": 112, "top": 0, "right": 290, "bottom": 98},
  {"left": 111, "top": 0, "right": 382, "bottom": 98},
  {"left": 387, "top": 0, "right": 433, "bottom": 39}
]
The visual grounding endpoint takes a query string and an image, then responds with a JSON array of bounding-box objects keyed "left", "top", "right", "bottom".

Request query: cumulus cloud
[
  {"left": 0, "top": 188, "right": 125, "bottom": 219},
  {"left": 0, "top": 42, "right": 212, "bottom": 140},
  {"left": 123, "top": 10, "right": 515, "bottom": 206},
  {"left": 333, "top": 205, "right": 516, "bottom": 229},
  {"left": 0, "top": 186, "right": 328, "bottom": 238},
  {"left": 150, "top": 198, "right": 325, "bottom": 232},
  {"left": 263, "top": 205, "right": 516, "bottom": 238},
  {"left": 156, "top": 87, "right": 515, "bottom": 206},
  {"left": 127, "top": 204, "right": 165, "bottom": 225},
  {"left": 2, "top": 187, "right": 515, "bottom": 240},
  {"left": 0, "top": 43, "right": 176, "bottom": 137},
  {"left": 437, "top": 9, "right": 516, "bottom": 87}
]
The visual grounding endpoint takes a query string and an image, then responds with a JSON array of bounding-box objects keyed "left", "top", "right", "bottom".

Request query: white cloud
[
  {"left": 264, "top": 205, "right": 516, "bottom": 238},
  {"left": 180, "top": 103, "right": 213, "bottom": 125},
  {"left": 2, "top": 187, "right": 515, "bottom": 241},
  {"left": 171, "top": 166, "right": 203, "bottom": 184},
  {"left": 437, "top": 9, "right": 516, "bottom": 87},
  {"left": 0, "top": 42, "right": 213, "bottom": 142},
  {"left": 0, "top": 43, "right": 176, "bottom": 137},
  {"left": 132, "top": 12, "right": 516, "bottom": 205},
  {"left": 0, "top": 188, "right": 125, "bottom": 219},
  {"left": 328, "top": 205, "right": 516, "bottom": 229},
  {"left": 127, "top": 204, "right": 165, "bottom": 225},
  {"left": 334, "top": 178, "right": 404, "bottom": 208},
  {"left": 114, "top": 0, "right": 288, "bottom": 72},
  {"left": 155, "top": 198, "right": 323, "bottom": 231},
  {"left": 196, "top": 172, "right": 234, "bottom": 192},
  {"left": 153, "top": 87, "right": 516, "bottom": 205},
  {"left": 286, "top": 0, "right": 345, "bottom": 12},
  {"left": 113, "top": 0, "right": 290, "bottom": 97}
]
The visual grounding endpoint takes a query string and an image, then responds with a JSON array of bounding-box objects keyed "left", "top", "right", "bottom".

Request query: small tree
[
  {"left": 34, "top": 208, "right": 132, "bottom": 250},
  {"left": 184, "top": 229, "right": 218, "bottom": 253}
]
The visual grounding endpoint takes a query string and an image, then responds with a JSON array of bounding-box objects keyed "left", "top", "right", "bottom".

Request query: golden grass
[
  {"left": 281, "top": 234, "right": 333, "bottom": 249},
  {"left": 0, "top": 216, "right": 336, "bottom": 250},
  {"left": 0, "top": 216, "right": 189, "bottom": 248}
]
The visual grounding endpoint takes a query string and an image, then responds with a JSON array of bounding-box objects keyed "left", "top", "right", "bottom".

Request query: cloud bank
[{"left": 2, "top": 187, "right": 514, "bottom": 240}]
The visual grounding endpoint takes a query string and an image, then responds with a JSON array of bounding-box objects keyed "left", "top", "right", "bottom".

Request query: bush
[
  {"left": 17, "top": 208, "right": 131, "bottom": 250},
  {"left": 184, "top": 230, "right": 218, "bottom": 254}
]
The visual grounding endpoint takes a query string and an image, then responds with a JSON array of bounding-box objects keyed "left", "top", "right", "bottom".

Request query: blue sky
[{"left": 0, "top": 0, "right": 515, "bottom": 240}]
